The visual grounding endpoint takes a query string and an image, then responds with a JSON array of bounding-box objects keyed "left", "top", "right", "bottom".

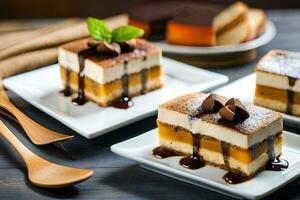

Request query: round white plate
[{"left": 154, "top": 20, "right": 276, "bottom": 55}]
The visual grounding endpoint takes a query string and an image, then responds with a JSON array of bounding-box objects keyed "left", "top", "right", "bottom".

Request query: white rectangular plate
[
  {"left": 3, "top": 57, "right": 228, "bottom": 138},
  {"left": 111, "top": 129, "right": 300, "bottom": 200},
  {"left": 214, "top": 73, "right": 300, "bottom": 127}
]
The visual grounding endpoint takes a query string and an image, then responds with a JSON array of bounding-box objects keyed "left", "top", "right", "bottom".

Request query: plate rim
[
  {"left": 154, "top": 20, "right": 276, "bottom": 55},
  {"left": 111, "top": 129, "right": 300, "bottom": 200}
]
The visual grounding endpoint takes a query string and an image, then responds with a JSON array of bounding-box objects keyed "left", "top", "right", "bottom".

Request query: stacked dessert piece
[
  {"left": 255, "top": 49, "right": 300, "bottom": 116},
  {"left": 128, "top": 2, "right": 182, "bottom": 41},
  {"left": 128, "top": 2, "right": 267, "bottom": 46},
  {"left": 58, "top": 17, "right": 163, "bottom": 107},
  {"left": 156, "top": 93, "right": 284, "bottom": 180},
  {"left": 249, "top": 8, "right": 267, "bottom": 38},
  {"left": 214, "top": 2, "right": 252, "bottom": 45},
  {"left": 166, "top": 4, "right": 223, "bottom": 46}
]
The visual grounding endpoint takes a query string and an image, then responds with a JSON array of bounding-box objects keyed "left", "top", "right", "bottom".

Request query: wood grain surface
[{"left": 0, "top": 10, "right": 300, "bottom": 200}]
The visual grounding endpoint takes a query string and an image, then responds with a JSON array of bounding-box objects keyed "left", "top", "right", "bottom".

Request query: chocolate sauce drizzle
[
  {"left": 152, "top": 147, "right": 179, "bottom": 159},
  {"left": 265, "top": 136, "right": 289, "bottom": 171},
  {"left": 152, "top": 110, "right": 206, "bottom": 169},
  {"left": 220, "top": 141, "right": 250, "bottom": 184},
  {"left": 221, "top": 142, "right": 230, "bottom": 167},
  {"left": 141, "top": 56, "right": 148, "bottom": 94},
  {"left": 113, "top": 55, "right": 148, "bottom": 109},
  {"left": 112, "top": 60, "right": 134, "bottom": 109},
  {"left": 221, "top": 141, "right": 251, "bottom": 184},
  {"left": 60, "top": 67, "right": 72, "bottom": 96},
  {"left": 72, "top": 47, "right": 97, "bottom": 105},
  {"left": 223, "top": 172, "right": 250, "bottom": 184},
  {"left": 179, "top": 134, "right": 205, "bottom": 169},
  {"left": 287, "top": 77, "right": 296, "bottom": 114},
  {"left": 178, "top": 111, "right": 206, "bottom": 169}
]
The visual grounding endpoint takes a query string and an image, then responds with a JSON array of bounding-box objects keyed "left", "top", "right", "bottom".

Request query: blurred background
[
  {"left": 0, "top": 0, "right": 299, "bottom": 78},
  {"left": 1, "top": 0, "right": 300, "bottom": 19}
]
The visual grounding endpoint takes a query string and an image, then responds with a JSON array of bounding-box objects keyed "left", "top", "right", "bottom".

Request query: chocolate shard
[
  {"left": 226, "top": 98, "right": 250, "bottom": 120},
  {"left": 226, "top": 98, "right": 246, "bottom": 110},
  {"left": 87, "top": 39, "right": 121, "bottom": 55},
  {"left": 219, "top": 105, "right": 236, "bottom": 121},
  {"left": 96, "top": 42, "right": 121, "bottom": 55},
  {"left": 202, "top": 93, "right": 227, "bottom": 112},
  {"left": 219, "top": 98, "right": 250, "bottom": 122}
]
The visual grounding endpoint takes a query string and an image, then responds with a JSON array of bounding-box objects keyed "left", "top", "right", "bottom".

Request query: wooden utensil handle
[
  {"left": 0, "top": 91, "right": 35, "bottom": 124},
  {"left": 0, "top": 120, "right": 34, "bottom": 164}
]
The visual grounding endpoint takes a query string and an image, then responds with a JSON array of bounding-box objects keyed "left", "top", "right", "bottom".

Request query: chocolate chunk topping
[
  {"left": 119, "top": 39, "right": 137, "bottom": 52},
  {"left": 219, "top": 105, "right": 236, "bottom": 121},
  {"left": 86, "top": 39, "right": 121, "bottom": 55},
  {"left": 219, "top": 98, "right": 250, "bottom": 122},
  {"left": 96, "top": 42, "right": 121, "bottom": 55},
  {"left": 226, "top": 98, "right": 246, "bottom": 109},
  {"left": 201, "top": 93, "right": 227, "bottom": 112}
]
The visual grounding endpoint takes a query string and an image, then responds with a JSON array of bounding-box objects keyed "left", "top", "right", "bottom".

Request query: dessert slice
[
  {"left": 166, "top": 5, "right": 223, "bottom": 46},
  {"left": 214, "top": 2, "right": 247, "bottom": 33},
  {"left": 248, "top": 8, "right": 266, "bottom": 38},
  {"left": 128, "top": 2, "right": 182, "bottom": 41},
  {"left": 255, "top": 49, "right": 300, "bottom": 116},
  {"left": 58, "top": 38, "right": 163, "bottom": 107},
  {"left": 215, "top": 2, "right": 253, "bottom": 45},
  {"left": 156, "top": 93, "right": 284, "bottom": 180}
]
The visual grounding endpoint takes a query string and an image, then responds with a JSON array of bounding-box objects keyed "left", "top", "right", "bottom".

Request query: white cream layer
[
  {"left": 256, "top": 71, "right": 300, "bottom": 92},
  {"left": 158, "top": 108, "right": 283, "bottom": 148},
  {"left": 58, "top": 48, "right": 162, "bottom": 85}
]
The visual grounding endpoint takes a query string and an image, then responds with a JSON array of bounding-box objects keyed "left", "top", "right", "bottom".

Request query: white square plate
[
  {"left": 3, "top": 57, "right": 228, "bottom": 138},
  {"left": 213, "top": 74, "right": 300, "bottom": 127},
  {"left": 111, "top": 129, "right": 300, "bottom": 200}
]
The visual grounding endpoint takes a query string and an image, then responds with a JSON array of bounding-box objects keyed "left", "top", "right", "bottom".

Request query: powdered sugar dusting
[{"left": 259, "top": 50, "right": 300, "bottom": 78}]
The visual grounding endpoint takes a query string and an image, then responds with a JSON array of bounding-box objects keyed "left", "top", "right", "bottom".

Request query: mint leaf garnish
[
  {"left": 86, "top": 17, "right": 144, "bottom": 44},
  {"left": 111, "top": 25, "right": 144, "bottom": 43},
  {"left": 87, "top": 17, "right": 112, "bottom": 43}
]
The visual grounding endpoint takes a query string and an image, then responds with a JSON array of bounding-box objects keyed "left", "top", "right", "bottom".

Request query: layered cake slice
[
  {"left": 129, "top": 2, "right": 258, "bottom": 46},
  {"left": 128, "top": 2, "right": 182, "bottom": 41},
  {"left": 248, "top": 8, "right": 266, "bottom": 38},
  {"left": 255, "top": 49, "right": 300, "bottom": 116},
  {"left": 59, "top": 38, "right": 163, "bottom": 107},
  {"left": 215, "top": 2, "right": 253, "bottom": 45},
  {"left": 155, "top": 93, "right": 286, "bottom": 183},
  {"left": 58, "top": 17, "right": 163, "bottom": 107},
  {"left": 166, "top": 5, "right": 223, "bottom": 46}
]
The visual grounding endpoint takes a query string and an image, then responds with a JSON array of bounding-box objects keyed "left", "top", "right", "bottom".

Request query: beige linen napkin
[
  {"left": 0, "top": 19, "right": 82, "bottom": 51},
  {"left": 0, "top": 14, "right": 128, "bottom": 78},
  {"left": 0, "top": 48, "right": 58, "bottom": 78}
]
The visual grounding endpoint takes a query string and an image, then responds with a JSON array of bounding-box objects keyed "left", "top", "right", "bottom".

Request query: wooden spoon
[
  {"left": 0, "top": 120, "right": 93, "bottom": 188},
  {"left": 0, "top": 79, "right": 74, "bottom": 145}
]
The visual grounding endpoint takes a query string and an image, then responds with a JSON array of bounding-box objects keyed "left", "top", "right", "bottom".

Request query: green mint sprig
[{"left": 87, "top": 17, "right": 144, "bottom": 43}]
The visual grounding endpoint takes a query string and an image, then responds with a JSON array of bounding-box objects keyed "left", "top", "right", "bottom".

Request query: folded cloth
[
  {"left": 0, "top": 19, "right": 83, "bottom": 51},
  {"left": 0, "top": 48, "right": 57, "bottom": 78},
  {"left": 0, "top": 14, "right": 128, "bottom": 78}
]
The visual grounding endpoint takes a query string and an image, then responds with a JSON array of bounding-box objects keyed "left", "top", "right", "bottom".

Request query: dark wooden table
[{"left": 1, "top": 10, "right": 300, "bottom": 200}]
